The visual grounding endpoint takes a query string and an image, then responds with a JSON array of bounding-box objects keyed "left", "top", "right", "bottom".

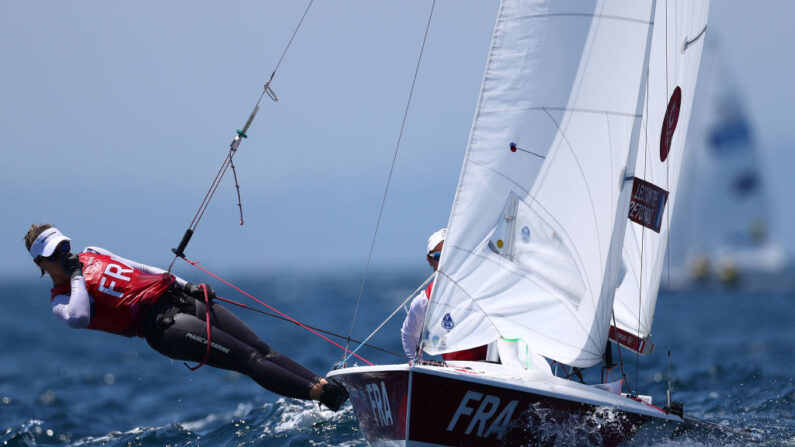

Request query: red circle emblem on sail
[{"left": 660, "top": 86, "right": 682, "bottom": 162}]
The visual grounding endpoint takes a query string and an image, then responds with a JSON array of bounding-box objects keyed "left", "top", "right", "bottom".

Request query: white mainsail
[
  {"left": 613, "top": 1, "right": 710, "bottom": 341},
  {"left": 423, "top": 0, "right": 657, "bottom": 368}
]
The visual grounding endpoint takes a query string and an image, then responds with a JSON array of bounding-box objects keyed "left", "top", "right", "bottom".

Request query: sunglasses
[
  {"left": 35, "top": 241, "right": 71, "bottom": 263},
  {"left": 427, "top": 251, "right": 441, "bottom": 260}
]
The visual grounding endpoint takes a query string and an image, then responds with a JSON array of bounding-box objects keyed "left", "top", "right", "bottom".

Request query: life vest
[
  {"left": 50, "top": 252, "right": 174, "bottom": 337},
  {"left": 424, "top": 282, "right": 489, "bottom": 361}
]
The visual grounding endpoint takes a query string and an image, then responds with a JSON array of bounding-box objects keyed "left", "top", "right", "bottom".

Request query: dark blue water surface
[{"left": 1, "top": 271, "right": 792, "bottom": 446}]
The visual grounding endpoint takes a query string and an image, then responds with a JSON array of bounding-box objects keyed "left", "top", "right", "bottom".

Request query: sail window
[{"left": 487, "top": 192, "right": 586, "bottom": 306}]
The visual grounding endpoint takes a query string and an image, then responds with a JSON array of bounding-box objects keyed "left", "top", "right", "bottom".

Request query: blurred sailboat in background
[{"left": 668, "top": 40, "right": 790, "bottom": 289}]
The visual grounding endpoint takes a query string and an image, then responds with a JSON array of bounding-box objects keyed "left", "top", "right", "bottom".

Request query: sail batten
[{"left": 423, "top": 0, "right": 660, "bottom": 368}]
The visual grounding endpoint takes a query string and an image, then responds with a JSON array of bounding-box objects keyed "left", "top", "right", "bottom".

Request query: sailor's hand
[
  {"left": 185, "top": 282, "right": 216, "bottom": 301},
  {"left": 200, "top": 283, "right": 217, "bottom": 301},
  {"left": 61, "top": 253, "right": 84, "bottom": 279},
  {"left": 184, "top": 282, "right": 197, "bottom": 296}
]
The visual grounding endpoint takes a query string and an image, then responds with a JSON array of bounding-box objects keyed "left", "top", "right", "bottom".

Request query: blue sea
[{"left": 1, "top": 271, "right": 792, "bottom": 446}]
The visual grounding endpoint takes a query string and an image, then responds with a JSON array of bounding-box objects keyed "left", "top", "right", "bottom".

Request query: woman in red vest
[{"left": 25, "top": 224, "right": 347, "bottom": 411}]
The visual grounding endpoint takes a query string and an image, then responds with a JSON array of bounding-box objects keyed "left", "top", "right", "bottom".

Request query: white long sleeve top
[{"left": 400, "top": 292, "right": 429, "bottom": 360}]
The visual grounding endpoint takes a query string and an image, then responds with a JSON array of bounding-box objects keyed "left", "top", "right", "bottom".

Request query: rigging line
[
  {"left": 269, "top": 0, "right": 315, "bottom": 82},
  {"left": 186, "top": 96, "right": 272, "bottom": 237},
  {"left": 664, "top": 0, "right": 674, "bottom": 410},
  {"left": 181, "top": 256, "right": 373, "bottom": 366},
  {"left": 167, "top": 153, "right": 235, "bottom": 272},
  {"left": 190, "top": 149, "right": 236, "bottom": 229},
  {"left": 193, "top": 155, "right": 234, "bottom": 230},
  {"left": 213, "top": 296, "right": 405, "bottom": 358},
  {"left": 634, "top": 0, "right": 659, "bottom": 388},
  {"left": 635, "top": 58, "right": 649, "bottom": 392},
  {"left": 611, "top": 311, "right": 634, "bottom": 395},
  {"left": 341, "top": 272, "right": 435, "bottom": 366},
  {"left": 189, "top": 154, "right": 230, "bottom": 230},
  {"left": 229, "top": 156, "right": 244, "bottom": 225},
  {"left": 343, "top": 0, "right": 438, "bottom": 359},
  {"left": 167, "top": 3, "right": 316, "bottom": 271}
]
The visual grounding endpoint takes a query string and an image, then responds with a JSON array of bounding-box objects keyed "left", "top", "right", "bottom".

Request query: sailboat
[
  {"left": 667, "top": 40, "right": 788, "bottom": 288},
  {"left": 327, "top": 1, "right": 747, "bottom": 445}
]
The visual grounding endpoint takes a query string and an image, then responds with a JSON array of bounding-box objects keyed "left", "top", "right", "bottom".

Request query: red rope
[
  {"left": 184, "top": 284, "right": 212, "bottom": 371},
  {"left": 182, "top": 257, "right": 373, "bottom": 366}
]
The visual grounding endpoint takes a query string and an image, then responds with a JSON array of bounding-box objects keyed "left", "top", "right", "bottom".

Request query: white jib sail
[
  {"left": 424, "top": 0, "right": 656, "bottom": 368},
  {"left": 613, "top": 1, "right": 710, "bottom": 341}
]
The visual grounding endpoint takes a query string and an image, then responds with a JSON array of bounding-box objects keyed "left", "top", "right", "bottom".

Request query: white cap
[
  {"left": 426, "top": 228, "right": 447, "bottom": 254},
  {"left": 29, "top": 227, "right": 71, "bottom": 259}
]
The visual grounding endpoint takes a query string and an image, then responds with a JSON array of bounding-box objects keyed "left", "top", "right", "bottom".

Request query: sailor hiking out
[{"left": 25, "top": 224, "right": 348, "bottom": 411}]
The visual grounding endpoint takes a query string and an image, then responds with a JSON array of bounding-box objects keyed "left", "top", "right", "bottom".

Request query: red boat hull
[{"left": 329, "top": 364, "right": 750, "bottom": 446}]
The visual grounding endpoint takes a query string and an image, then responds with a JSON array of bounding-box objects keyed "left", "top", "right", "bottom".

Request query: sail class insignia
[
  {"left": 441, "top": 313, "right": 455, "bottom": 331},
  {"left": 660, "top": 86, "right": 683, "bottom": 162}
]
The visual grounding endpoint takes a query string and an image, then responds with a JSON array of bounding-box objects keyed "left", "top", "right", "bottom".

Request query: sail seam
[
  {"left": 606, "top": 112, "right": 616, "bottom": 225},
  {"left": 480, "top": 106, "right": 641, "bottom": 118},
  {"left": 539, "top": 107, "right": 605, "bottom": 290},
  {"left": 502, "top": 13, "right": 652, "bottom": 26}
]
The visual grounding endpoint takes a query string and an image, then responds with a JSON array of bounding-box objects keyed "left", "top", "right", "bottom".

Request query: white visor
[
  {"left": 426, "top": 228, "right": 446, "bottom": 254},
  {"left": 29, "top": 227, "right": 71, "bottom": 259}
]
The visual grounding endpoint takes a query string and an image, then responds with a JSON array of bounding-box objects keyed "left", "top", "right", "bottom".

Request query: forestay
[
  {"left": 613, "top": 1, "right": 710, "bottom": 341},
  {"left": 423, "top": 0, "right": 656, "bottom": 368}
]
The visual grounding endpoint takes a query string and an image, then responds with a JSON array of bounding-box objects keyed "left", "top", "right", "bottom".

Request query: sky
[{"left": 2, "top": 1, "right": 794, "bottom": 283}]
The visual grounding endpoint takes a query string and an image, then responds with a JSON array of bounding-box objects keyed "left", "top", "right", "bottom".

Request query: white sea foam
[
  {"left": 268, "top": 397, "right": 351, "bottom": 433},
  {"left": 69, "top": 426, "right": 152, "bottom": 446},
  {"left": 174, "top": 397, "right": 352, "bottom": 438},
  {"left": 308, "top": 439, "right": 363, "bottom": 447},
  {"left": 179, "top": 402, "right": 255, "bottom": 432},
  {"left": 66, "top": 402, "right": 253, "bottom": 446}
]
